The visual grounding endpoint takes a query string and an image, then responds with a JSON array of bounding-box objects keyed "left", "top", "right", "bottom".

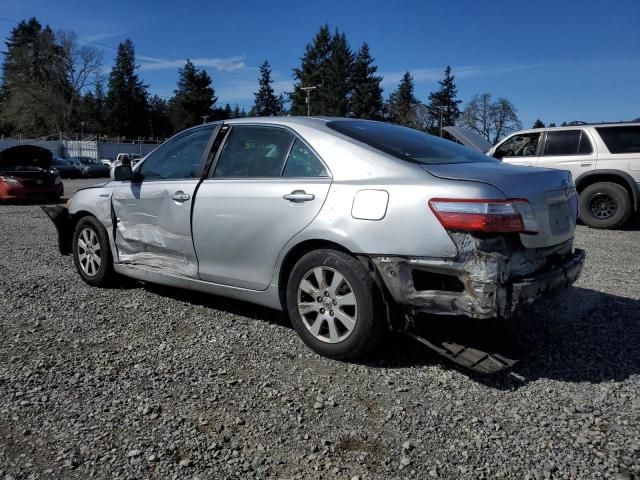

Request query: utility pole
[
  {"left": 201, "top": 115, "right": 209, "bottom": 124},
  {"left": 300, "top": 86, "right": 318, "bottom": 116}
]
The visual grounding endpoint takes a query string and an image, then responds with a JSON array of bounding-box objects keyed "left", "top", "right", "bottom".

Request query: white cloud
[
  {"left": 139, "top": 55, "right": 246, "bottom": 72},
  {"left": 79, "top": 32, "right": 124, "bottom": 43},
  {"left": 380, "top": 63, "right": 547, "bottom": 87}
]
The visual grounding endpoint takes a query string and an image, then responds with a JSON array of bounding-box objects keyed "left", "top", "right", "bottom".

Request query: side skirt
[{"left": 113, "top": 264, "right": 283, "bottom": 311}]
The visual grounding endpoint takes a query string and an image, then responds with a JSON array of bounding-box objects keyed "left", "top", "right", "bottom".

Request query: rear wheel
[
  {"left": 72, "top": 216, "right": 115, "bottom": 286},
  {"left": 579, "top": 182, "right": 632, "bottom": 229},
  {"left": 286, "top": 249, "right": 386, "bottom": 360}
]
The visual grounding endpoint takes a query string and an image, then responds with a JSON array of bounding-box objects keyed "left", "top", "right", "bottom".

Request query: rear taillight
[{"left": 429, "top": 198, "right": 539, "bottom": 234}]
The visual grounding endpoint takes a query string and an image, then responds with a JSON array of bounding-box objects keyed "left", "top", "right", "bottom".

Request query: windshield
[{"left": 327, "top": 120, "right": 496, "bottom": 165}]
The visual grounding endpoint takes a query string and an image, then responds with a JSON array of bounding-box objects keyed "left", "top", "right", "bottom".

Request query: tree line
[{"left": 0, "top": 18, "right": 524, "bottom": 142}]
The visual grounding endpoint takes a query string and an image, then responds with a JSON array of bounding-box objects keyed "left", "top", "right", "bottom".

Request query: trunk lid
[{"left": 423, "top": 162, "right": 578, "bottom": 248}]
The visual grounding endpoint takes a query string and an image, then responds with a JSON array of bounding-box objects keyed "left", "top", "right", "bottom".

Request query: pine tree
[
  {"left": 0, "top": 17, "right": 70, "bottom": 136},
  {"left": 171, "top": 59, "right": 216, "bottom": 130},
  {"left": 149, "top": 95, "right": 173, "bottom": 138},
  {"left": 532, "top": 119, "right": 545, "bottom": 128},
  {"left": 425, "top": 66, "right": 461, "bottom": 134},
  {"left": 350, "top": 43, "right": 383, "bottom": 119},
  {"left": 387, "top": 72, "right": 419, "bottom": 128},
  {"left": 253, "top": 61, "right": 283, "bottom": 116},
  {"left": 105, "top": 39, "right": 149, "bottom": 137},
  {"left": 289, "top": 25, "right": 333, "bottom": 115},
  {"left": 325, "top": 31, "right": 353, "bottom": 116},
  {"left": 232, "top": 104, "right": 241, "bottom": 118}
]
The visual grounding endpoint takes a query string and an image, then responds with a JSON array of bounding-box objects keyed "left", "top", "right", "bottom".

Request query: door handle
[
  {"left": 283, "top": 190, "right": 315, "bottom": 203},
  {"left": 171, "top": 191, "right": 191, "bottom": 202}
]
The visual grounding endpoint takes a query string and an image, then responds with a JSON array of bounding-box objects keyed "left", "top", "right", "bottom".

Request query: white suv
[{"left": 447, "top": 123, "right": 640, "bottom": 229}]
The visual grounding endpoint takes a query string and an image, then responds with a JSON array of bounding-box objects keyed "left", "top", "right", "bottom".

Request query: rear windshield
[
  {"left": 326, "top": 120, "right": 496, "bottom": 165},
  {"left": 596, "top": 126, "right": 640, "bottom": 154}
]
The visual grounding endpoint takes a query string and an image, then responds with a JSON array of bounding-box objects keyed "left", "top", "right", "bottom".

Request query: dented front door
[{"left": 111, "top": 124, "right": 218, "bottom": 277}]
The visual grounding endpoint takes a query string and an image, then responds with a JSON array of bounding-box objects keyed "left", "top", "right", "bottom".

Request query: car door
[
  {"left": 537, "top": 129, "right": 596, "bottom": 180},
  {"left": 192, "top": 124, "right": 331, "bottom": 291},
  {"left": 494, "top": 132, "right": 542, "bottom": 166},
  {"left": 111, "top": 124, "right": 218, "bottom": 277}
]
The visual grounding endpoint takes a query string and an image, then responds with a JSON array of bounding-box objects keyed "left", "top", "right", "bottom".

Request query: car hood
[
  {"left": 0, "top": 145, "right": 53, "bottom": 171},
  {"left": 443, "top": 126, "right": 493, "bottom": 153}
]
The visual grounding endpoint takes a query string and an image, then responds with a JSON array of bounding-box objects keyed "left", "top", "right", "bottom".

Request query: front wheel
[
  {"left": 286, "top": 249, "right": 387, "bottom": 360},
  {"left": 579, "top": 182, "right": 632, "bottom": 229},
  {"left": 72, "top": 216, "right": 116, "bottom": 286}
]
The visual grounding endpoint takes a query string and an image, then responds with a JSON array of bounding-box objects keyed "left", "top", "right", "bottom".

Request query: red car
[{"left": 0, "top": 145, "right": 63, "bottom": 201}]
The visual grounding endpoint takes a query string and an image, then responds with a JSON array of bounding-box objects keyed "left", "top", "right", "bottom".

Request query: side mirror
[
  {"left": 112, "top": 164, "right": 132, "bottom": 181},
  {"left": 492, "top": 150, "right": 505, "bottom": 160}
]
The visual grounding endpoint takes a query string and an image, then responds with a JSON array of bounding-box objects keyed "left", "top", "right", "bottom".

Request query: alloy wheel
[
  {"left": 77, "top": 226, "right": 102, "bottom": 276},
  {"left": 297, "top": 266, "right": 358, "bottom": 343},
  {"left": 589, "top": 193, "right": 617, "bottom": 219}
]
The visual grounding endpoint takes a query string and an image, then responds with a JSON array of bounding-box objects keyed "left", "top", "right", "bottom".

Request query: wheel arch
[
  {"left": 575, "top": 170, "right": 639, "bottom": 211},
  {"left": 277, "top": 239, "right": 353, "bottom": 310}
]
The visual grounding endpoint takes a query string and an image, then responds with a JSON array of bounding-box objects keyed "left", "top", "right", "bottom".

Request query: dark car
[
  {"left": 69, "top": 156, "right": 110, "bottom": 178},
  {"left": 0, "top": 145, "right": 63, "bottom": 201},
  {"left": 52, "top": 157, "right": 83, "bottom": 178}
]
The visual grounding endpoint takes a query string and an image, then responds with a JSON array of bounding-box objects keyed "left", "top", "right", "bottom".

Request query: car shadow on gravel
[
  {"left": 360, "top": 287, "right": 640, "bottom": 389},
  {"left": 143, "top": 283, "right": 291, "bottom": 329},
  {"left": 139, "top": 282, "right": 640, "bottom": 389}
]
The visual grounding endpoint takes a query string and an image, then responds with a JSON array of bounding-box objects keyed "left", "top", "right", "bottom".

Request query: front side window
[
  {"left": 214, "top": 126, "right": 294, "bottom": 178},
  {"left": 327, "top": 120, "right": 496, "bottom": 165},
  {"left": 596, "top": 126, "right": 640, "bottom": 154},
  {"left": 283, "top": 139, "right": 328, "bottom": 177},
  {"left": 543, "top": 130, "right": 592, "bottom": 155},
  {"left": 139, "top": 125, "right": 214, "bottom": 180},
  {"left": 494, "top": 133, "right": 541, "bottom": 158}
]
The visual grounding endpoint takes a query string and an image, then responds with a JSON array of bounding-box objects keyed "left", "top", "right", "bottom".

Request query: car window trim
[
  {"left": 208, "top": 123, "right": 332, "bottom": 180},
  {"left": 136, "top": 123, "right": 219, "bottom": 183}
]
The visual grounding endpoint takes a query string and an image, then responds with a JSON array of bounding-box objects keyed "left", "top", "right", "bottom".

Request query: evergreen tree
[
  {"left": 425, "top": 66, "right": 461, "bottom": 134},
  {"left": 387, "top": 72, "right": 419, "bottom": 128},
  {"left": 253, "top": 61, "right": 284, "bottom": 116},
  {"left": 171, "top": 59, "right": 216, "bottom": 130},
  {"left": 289, "top": 25, "right": 333, "bottom": 115},
  {"left": 532, "top": 119, "right": 545, "bottom": 128},
  {"left": 105, "top": 39, "right": 149, "bottom": 137},
  {"left": 350, "top": 43, "right": 383, "bottom": 119},
  {"left": 75, "top": 81, "right": 106, "bottom": 133},
  {"left": 232, "top": 104, "right": 241, "bottom": 118},
  {"left": 548, "top": 122, "right": 557, "bottom": 127},
  {"left": 223, "top": 103, "right": 233, "bottom": 119},
  {"left": 0, "top": 17, "right": 70, "bottom": 136},
  {"left": 148, "top": 95, "right": 173, "bottom": 138},
  {"left": 325, "top": 31, "right": 353, "bottom": 116}
]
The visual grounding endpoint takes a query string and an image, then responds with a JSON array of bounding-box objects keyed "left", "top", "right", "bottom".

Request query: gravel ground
[{"left": 1, "top": 179, "right": 639, "bottom": 479}]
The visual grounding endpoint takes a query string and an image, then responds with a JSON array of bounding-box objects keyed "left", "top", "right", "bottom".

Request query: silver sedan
[{"left": 43, "top": 117, "right": 585, "bottom": 367}]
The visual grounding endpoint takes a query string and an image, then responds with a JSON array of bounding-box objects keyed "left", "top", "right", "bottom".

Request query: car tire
[
  {"left": 286, "top": 249, "right": 387, "bottom": 360},
  {"left": 72, "top": 216, "right": 116, "bottom": 287},
  {"left": 579, "top": 182, "right": 632, "bottom": 229}
]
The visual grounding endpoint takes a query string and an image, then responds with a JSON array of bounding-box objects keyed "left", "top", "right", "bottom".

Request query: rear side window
[
  {"left": 283, "top": 139, "right": 328, "bottom": 177},
  {"left": 596, "top": 126, "right": 640, "bottom": 154},
  {"left": 327, "top": 120, "right": 496, "bottom": 165},
  {"left": 214, "top": 126, "right": 294, "bottom": 178},
  {"left": 543, "top": 130, "right": 592, "bottom": 156}
]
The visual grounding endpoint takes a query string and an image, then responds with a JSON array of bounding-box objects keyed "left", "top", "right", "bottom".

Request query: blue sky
[{"left": 1, "top": 0, "right": 639, "bottom": 127}]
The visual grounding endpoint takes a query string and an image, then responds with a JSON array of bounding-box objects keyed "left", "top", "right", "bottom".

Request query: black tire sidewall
[
  {"left": 286, "top": 249, "right": 384, "bottom": 360},
  {"left": 72, "top": 216, "right": 113, "bottom": 286},
  {"left": 579, "top": 182, "right": 631, "bottom": 229}
]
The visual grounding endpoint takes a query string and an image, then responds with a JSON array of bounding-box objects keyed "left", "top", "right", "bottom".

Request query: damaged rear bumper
[
  {"left": 372, "top": 234, "right": 585, "bottom": 320},
  {"left": 41, "top": 205, "right": 73, "bottom": 255}
]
